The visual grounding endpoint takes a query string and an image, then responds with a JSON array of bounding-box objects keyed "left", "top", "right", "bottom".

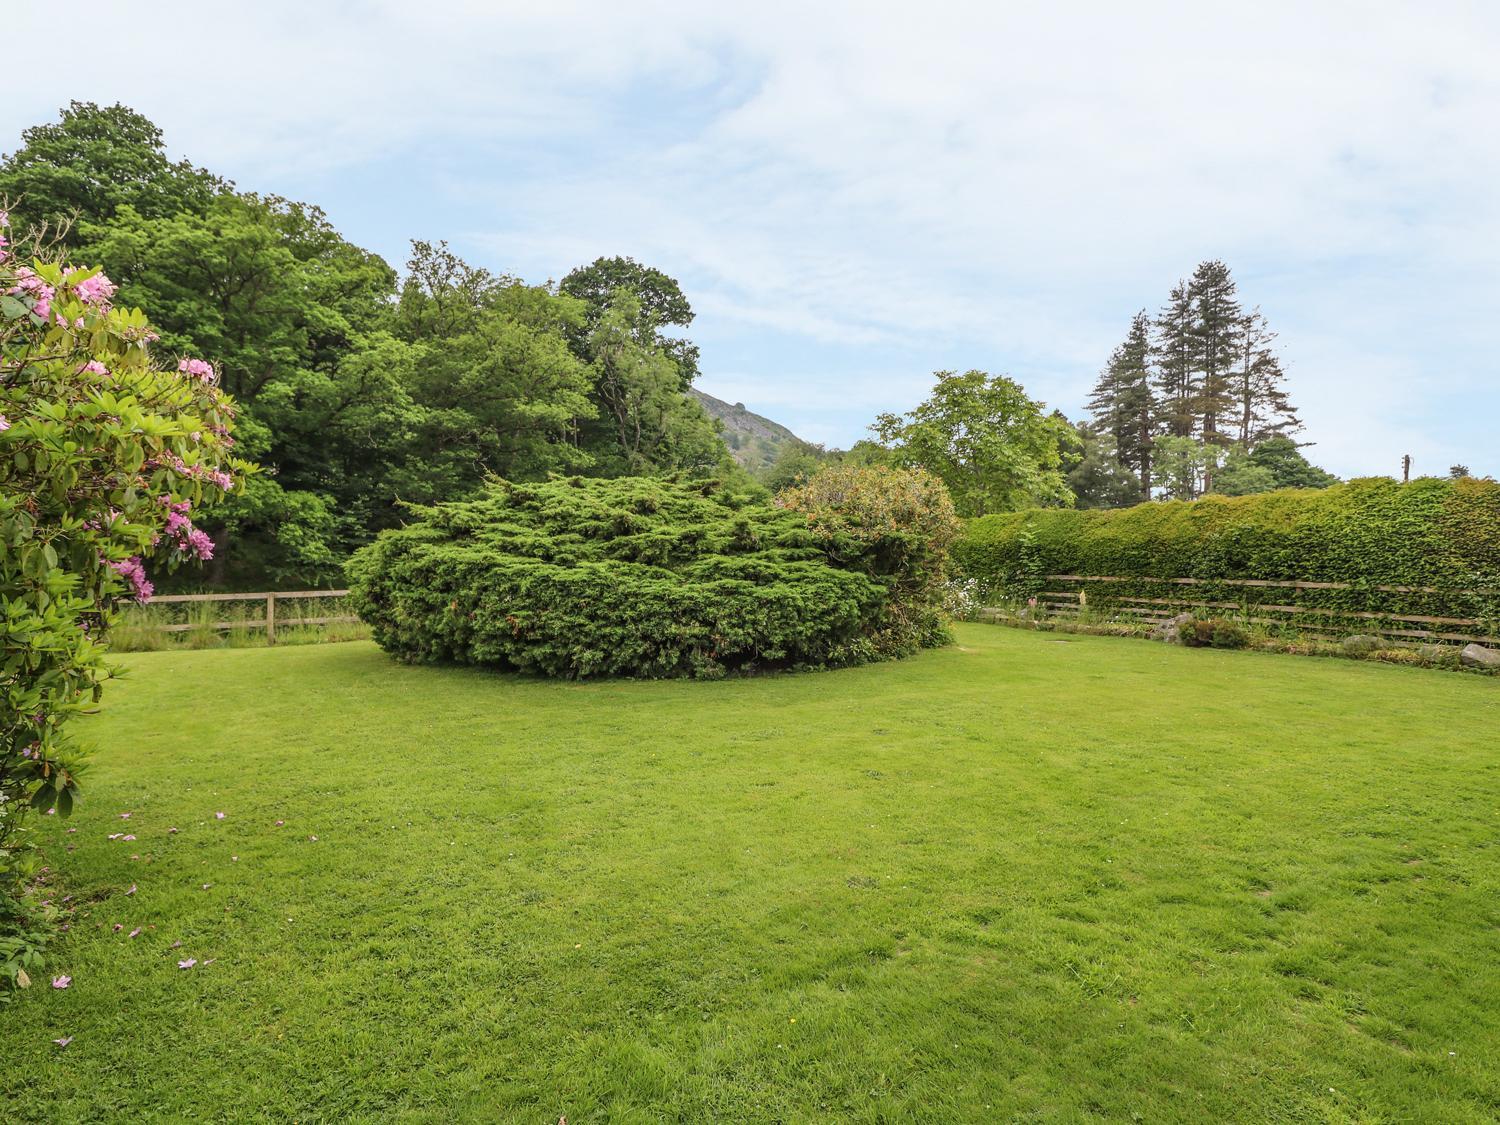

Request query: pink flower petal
[
  {"left": 53, "top": 1036, "right": 72, "bottom": 1048},
  {"left": 128, "top": 928, "right": 142, "bottom": 939},
  {"left": 126, "top": 884, "right": 137, "bottom": 896},
  {"left": 171, "top": 940, "right": 182, "bottom": 948},
  {"left": 121, "top": 834, "right": 136, "bottom": 841},
  {"left": 214, "top": 812, "right": 225, "bottom": 820},
  {"left": 112, "top": 923, "right": 123, "bottom": 932},
  {"left": 168, "top": 827, "right": 179, "bottom": 834},
  {"left": 178, "top": 958, "right": 197, "bottom": 969},
  {"left": 52, "top": 975, "right": 71, "bottom": 989},
  {"left": 274, "top": 820, "right": 284, "bottom": 827},
  {"left": 119, "top": 813, "right": 131, "bottom": 820},
  {"left": 308, "top": 835, "right": 318, "bottom": 842}
]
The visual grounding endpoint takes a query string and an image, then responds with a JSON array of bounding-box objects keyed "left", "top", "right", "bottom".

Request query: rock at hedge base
[
  {"left": 348, "top": 473, "right": 958, "bottom": 679},
  {"left": 1460, "top": 643, "right": 1500, "bottom": 671}
]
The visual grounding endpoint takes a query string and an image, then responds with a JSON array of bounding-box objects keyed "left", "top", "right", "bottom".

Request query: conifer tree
[
  {"left": 1186, "top": 260, "right": 1242, "bottom": 459},
  {"left": 1152, "top": 280, "right": 1197, "bottom": 439},
  {"left": 1088, "top": 310, "right": 1155, "bottom": 502},
  {"left": 1233, "top": 307, "right": 1299, "bottom": 447}
]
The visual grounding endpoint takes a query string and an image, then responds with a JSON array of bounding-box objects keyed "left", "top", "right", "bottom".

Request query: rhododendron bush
[{"left": 0, "top": 212, "right": 250, "bottom": 897}]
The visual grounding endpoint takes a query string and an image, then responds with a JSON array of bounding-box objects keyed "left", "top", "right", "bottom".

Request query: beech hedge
[
  {"left": 348, "top": 471, "right": 957, "bottom": 678},
  {"left": 954, "top": 477, "right": 1500, "bottom": 629}
]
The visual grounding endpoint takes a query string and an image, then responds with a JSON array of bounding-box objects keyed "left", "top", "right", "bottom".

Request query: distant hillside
[{"left": 692, "top": 388, "right": 809, "bottom": 472}]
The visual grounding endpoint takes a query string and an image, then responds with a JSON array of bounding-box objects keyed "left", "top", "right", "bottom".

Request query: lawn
[{"left": 6, "top": 625, "right": 1499, "bottom": 1122}]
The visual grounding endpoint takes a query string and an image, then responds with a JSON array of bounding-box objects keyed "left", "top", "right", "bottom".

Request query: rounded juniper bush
[{"left": 349, "top": 468, "right": 960, "bottom": 679}]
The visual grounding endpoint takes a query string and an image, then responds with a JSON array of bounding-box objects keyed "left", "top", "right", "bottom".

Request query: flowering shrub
[
  {"left": 0, "top": 211, "right": 250, "bottom": 905},
  {"left": 777, "top": 465, "right": 962, "bottom": 653}
]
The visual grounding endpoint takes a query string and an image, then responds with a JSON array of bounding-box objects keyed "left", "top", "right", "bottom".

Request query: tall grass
[{"left": 109, "top": 595, "right": 369, "bottom": 653}]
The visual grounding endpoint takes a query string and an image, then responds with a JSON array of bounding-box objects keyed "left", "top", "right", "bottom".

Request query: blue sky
[{"left": 7, "top": 2, "right": 1499, "bottom": 477}]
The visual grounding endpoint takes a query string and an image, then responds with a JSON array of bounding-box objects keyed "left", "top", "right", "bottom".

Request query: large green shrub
[
  {"left": 954, "top": 478, "right": 1500, "bottom": 629},
  {"left": 349, "top": 471, "right": 958, "bottom": 679}
]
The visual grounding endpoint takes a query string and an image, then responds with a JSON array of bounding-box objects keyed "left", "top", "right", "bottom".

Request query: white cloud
[{"left": 5, "top": 0, "right": 1499, "bottom": 474}]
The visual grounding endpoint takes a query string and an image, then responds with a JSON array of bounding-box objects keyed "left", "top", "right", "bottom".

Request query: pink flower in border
[
  {"left": 52, "top": 975, "right": 71, "bottom": 989},
  {"left": 0, "top": 415, "right": 10, "bottom": 433}
]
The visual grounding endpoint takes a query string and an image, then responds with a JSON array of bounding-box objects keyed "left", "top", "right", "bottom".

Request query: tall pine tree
[
  {"left": 1088, "top": 310, "right": 1155, "bottom": 502},
  {"left": 1186, "top": 259, "right": 1242, "bottom": 458},
  {"left": 1233, "top": 307, "right": 1299, "bottom": 447},
  {"left": 1152, "top": 280, "right": 1197, "bottom": 440}
]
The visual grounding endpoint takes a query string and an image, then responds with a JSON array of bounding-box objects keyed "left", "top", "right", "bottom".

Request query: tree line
[
  {"left": 0, "top": 103, "right": 731, "bottom": 587},
  {"left": 2, "top": 103, "right": 1348, "bottom": 583}
]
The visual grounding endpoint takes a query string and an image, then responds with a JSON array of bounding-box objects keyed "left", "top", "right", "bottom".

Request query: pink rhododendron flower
[
  {"left": 52, "top": 975, "right": 71, "bottom": 989},
  {"left": 110, "top": 556, "right": 153, "bottom": 603},
  {"left": 0, "top": 415, "right": 10, "bottom": 432},
  {"left": 78, "top": 360, "right": 110, "bottom": 376},
  {"left": 177, "top": 357, "right": 216, "bottom": 383},
  {"left": 70, "top": 271, "right": 116, "bottom": 306}
]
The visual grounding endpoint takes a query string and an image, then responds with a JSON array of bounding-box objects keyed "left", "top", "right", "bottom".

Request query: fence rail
[
  {"left": 146, "top": 589, "right": 354, "bottom": 644},
  {"left": 991, "top": 574, "right": 1500, "bottom": 646}
]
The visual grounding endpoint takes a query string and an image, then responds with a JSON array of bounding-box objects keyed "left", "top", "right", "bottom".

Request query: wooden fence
[
  {"left": 995, "top": 574, "right": 1500, "bottom": 646},
  {"left": 145, "top": 589, "right": 355, "bottom": 645}
]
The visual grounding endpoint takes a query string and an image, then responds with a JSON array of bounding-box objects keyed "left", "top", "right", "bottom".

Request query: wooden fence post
[{"left": 266, "top": 593, "right": 276, "bottom": 646}]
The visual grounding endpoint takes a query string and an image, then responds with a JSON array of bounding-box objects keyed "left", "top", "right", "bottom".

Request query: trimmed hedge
[
  {"left": 348, "top": 474, "right": 951, "bottom": 678},
  {"left": 954, "top": 477, "right": 1500, "bottom": 632}
]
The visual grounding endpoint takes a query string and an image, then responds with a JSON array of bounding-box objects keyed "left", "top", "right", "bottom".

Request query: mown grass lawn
[{"left": 6, "top": 625, "right": 1499, "bottom": 1122}]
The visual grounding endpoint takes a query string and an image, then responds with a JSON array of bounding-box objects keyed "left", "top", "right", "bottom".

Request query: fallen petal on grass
[{"left": 52, "top": 975, "right": 71, "bottom": 989}]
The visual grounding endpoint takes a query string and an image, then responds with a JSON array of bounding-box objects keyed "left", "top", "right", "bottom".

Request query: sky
[{"left": 5, "top": 1, "right": 1498, "bottom": 478}]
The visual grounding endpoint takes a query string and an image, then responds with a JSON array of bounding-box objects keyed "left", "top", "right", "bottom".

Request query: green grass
[{"left": 7, "top": 625, "right": 1500, "bottom": 1122}]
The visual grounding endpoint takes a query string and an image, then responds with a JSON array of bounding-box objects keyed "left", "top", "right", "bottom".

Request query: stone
[
  {"left": 1151, "top": 612, "right": 1193, "bottom": 644},
  {"left": 1341, "top": 634, "right": 1383, "bottom": 658},
  {"left": 1417, "top": 644, "right": 1456, "bottom": 665},
  {"left": 1460, "top": 643, "right": 1500, "bottom": 670}
]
